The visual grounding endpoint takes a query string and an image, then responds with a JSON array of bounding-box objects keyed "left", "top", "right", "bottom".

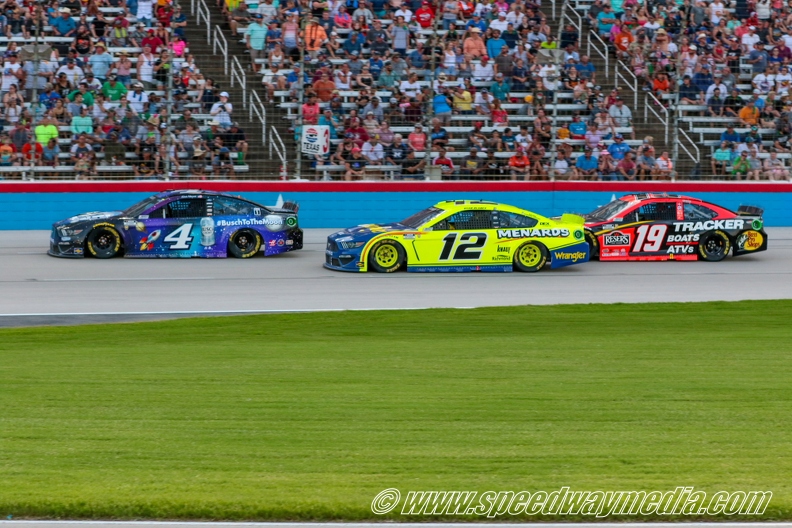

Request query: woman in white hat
[{"left": 210, "top": 91, "right": 233, "bottom": 128}]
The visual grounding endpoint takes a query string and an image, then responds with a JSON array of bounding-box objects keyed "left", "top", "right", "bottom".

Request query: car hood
[
  {"left": 53, "top": 211, "right": 125, "bottom": 228},
  {"left": 329, "top": 222, "right": 413, "bottom": 241}
]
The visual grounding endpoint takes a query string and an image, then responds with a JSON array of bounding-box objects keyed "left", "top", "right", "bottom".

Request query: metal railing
[
  {"left": 644, "top": 92, "right": 669, "bottom": 144},
  {"left": 588, "top": 30, "right": 610, "bottom": 79},
  {"left": 250, "top": 90, "right": 267, "bottom": 146},
  {"left": 676, "top": 127, "right": 701, "bottom": 167},
  {"left": 269, "top": 125, "right": 287, "bottom": 178},
  {"left": 559, "top": 0, "right": 583, "bottom": 42},
  {"left": 615, "top": 59, "right": 638, "bottom": 108},
  {"left": 195, "top": 0, "right": 211, "bottom": 44},
  {"left": 230, "top": 55, "right": 247, "bottom": 108},
  {"left": 214, "top": 25, "right": 229, "bottom": 75}
]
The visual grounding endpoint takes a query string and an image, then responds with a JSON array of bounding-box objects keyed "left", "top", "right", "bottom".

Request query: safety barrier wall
[{"left": 1, "top": 182, "right": 791, "bottom": 230}]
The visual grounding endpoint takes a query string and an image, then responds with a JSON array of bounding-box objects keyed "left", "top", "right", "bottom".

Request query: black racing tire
[
  {"left": 86, "top": 226, "right": 122, "bottom": 259},
  {"left": 228, "top": 229, "right": 261, "bottom": 258},
  {"left": 513, "top": 241, "right": 548, "bottom": 272},
  {"left": 585, "top": 230, "right": 600, "bottom": 260},
  {"left": 698, "top": 230, "right": 731, "bottom": 262},
  {"left": 367, "top": 239, "right": 405, "bottom": 273}
]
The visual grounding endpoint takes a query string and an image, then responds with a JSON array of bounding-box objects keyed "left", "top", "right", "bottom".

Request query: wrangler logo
[{"left": 553, "top": 251, "right": 587, "bottom": 262}]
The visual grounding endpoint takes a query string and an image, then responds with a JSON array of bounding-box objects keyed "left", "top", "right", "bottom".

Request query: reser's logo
[{"left": 603, "top": 232, "right": 630, "bottom": 246}]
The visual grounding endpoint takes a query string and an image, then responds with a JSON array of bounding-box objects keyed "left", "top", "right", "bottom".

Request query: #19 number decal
[
  {"left": 633, "top": 224, "right": 667, "bottom": 252},
  {"left": 439, "top": 232, "right": 488, "bottom": 260}
]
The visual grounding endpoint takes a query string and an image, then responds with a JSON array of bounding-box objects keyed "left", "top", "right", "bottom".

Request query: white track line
[{"left": 0, "top": 307, "right": 477, "bottom": 317}]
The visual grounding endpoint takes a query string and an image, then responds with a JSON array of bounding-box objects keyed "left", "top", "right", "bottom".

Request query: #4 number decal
[
  {"left": 633, "top": 224, "right": 667, "bottom": 253},
  {"left": 163, "top": 223, "right": 195, "bottom": 250},
  {"left": 439, "top": 232, "right": 488, "bottom": 260}
]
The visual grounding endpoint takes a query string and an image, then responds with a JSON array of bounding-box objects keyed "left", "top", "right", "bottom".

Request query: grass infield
[{"left": 0, "top": 300, "right": 790, "bottom": 521}]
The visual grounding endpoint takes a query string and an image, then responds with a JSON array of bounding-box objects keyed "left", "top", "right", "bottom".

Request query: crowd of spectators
[
  {"left": 225, "top": 0, "right": 668, "bottom": 179},
  {"left": 0, "top": 0, "right": 248, "bottom": 179},
  {"left": 592, "top": 0, "right": 792, "bottom": 179}
]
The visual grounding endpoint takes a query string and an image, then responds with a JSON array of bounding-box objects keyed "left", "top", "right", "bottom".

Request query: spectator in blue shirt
[
  {"left": 490, "top": 74, "right": 511, "bottom": 101},
  {"left": 486, "top": 31, "right": 507, "bottom": 59},
  {"left": 368, "top": 53, "right": 384, "bottom": 79},
  {"left": 596, "top": 6, "right": 618, "bottom": 38},
  {"left": 51, "top": 8, "right": 77, "bottom": 37},
  {"left": 607, "top": 134, "right": 632, "bottom": 160},
  {"left": 569, "top": 115, "right": 587, "bottom": 138},
  {"left": 692, "top": 66, "right": 714, "bottom": 94},
  {"left": 407, "top": 42, "right": 426, "bottom": 68},
  {"left": 465, "top": 15, "right": 487, "bottom": 33},
  {"left": 574, "top": 149, "right": 599, "bottom": 179},
  {"left": 342, "top": 32, "right": 363, "bottom": 57},
  {"left": 720, "top": 125, "right": 742, "bottom": 144},
  {"left": 576, "top": 55, "right": 596, "bottom": 81}
]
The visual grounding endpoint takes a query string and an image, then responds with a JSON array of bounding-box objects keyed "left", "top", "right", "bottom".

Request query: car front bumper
[{"left": 48, "top": 231, "right": 86, "bottom": 258}]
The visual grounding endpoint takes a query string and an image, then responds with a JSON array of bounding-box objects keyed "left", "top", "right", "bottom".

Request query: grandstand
[{"left": 0, "top": 0, "right": 789, "bottom": 180}]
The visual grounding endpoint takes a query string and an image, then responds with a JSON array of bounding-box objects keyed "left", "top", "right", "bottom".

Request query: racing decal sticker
[
  {"left": 497, "top": 228, "right": 570, "bottom": 239},
  {"left": 667, "top": 233, "right": 700, "bottom": 242},
  {"left": 633, "top": 224, "right": 668, "bottom": 252},
  {"left": 666, "top": 245, "right": 695, "bottom": 254},
  {"left": 736, "top": 230, "right": 764, "bottom": 251},
  {"left": 200, "top": 218, "right": 216, "bottom": 246},
  {"left": 552, "top": 250, "right": 587, "bottom": 262},
  {"left": 216, "top": 216, "right": 285, "bottom": 229},
  {"left": 673, "top": 219, "right": 745, "bottom": 232},
  {"left": 139, "top": 229, "right": 162, "bottom": 251},
  {"left": 603, "top": 231, "right": 630, "bottom": 246}
]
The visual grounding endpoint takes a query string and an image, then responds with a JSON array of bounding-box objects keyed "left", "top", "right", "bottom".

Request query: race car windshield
[
  {"left": 587, "top": 199, "right": 632, "bottom": 221},
  {"left": 400, "top": 207, "right": 444, "bottom": 228},
  {"left": 123, "top": 196, "right": 162, "bottom": 217}
]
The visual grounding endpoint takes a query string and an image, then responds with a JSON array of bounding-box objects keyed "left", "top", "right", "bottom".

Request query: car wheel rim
[
  {"left": 706, "top": 238, "right": 723, "bottom": 254},
  {"left": 375, "top": 245, "right": 398, "bottom": 267},
  {"left": 520, "top": 245, "right": 540, "bottom": 267},
  {"left": 96, "top": 233, "right": 112, "bottom": 249},
  {"left": 236, "top": 235, "right": 250, "bottom": 250}
]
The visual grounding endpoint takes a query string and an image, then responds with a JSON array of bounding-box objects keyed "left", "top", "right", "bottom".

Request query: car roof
[
  {"left": 155, "top": 189, "right": 227, "bottom": 199},
  {"left": 434, "top": 200, "right": 500, "bottom": 210},
  {"left": 620, "top": 192, "right": 699, "bottom": 202},
  {"left": 431, "top": 200, "right": 549, "bottom": 221}
]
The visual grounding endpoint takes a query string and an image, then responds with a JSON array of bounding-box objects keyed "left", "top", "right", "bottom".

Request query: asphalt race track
[{"left": 1, "top": 228, "right": 791, "bottom": 327}]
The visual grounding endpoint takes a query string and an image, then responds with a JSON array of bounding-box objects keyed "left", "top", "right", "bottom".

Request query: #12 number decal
[
  {"left": 163, "top": 224, "right": 195, "bottom": 250},
  {"left": 633, "top": 224, "right": 668, "bottom": 252},
  {"left": 439, "top": 232, "right": 487, "bottom": 260}
]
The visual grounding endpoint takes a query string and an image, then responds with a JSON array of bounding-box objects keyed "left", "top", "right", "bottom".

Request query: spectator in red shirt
[
  {"left": 433, "top": 149, "right": 455, "bottom": 178},
  {"left": 415, "top": 2, "right": 435, "bottom": 28},
  {"left": 509, "top": 147, "right": 531, "bottom": 180},
  {"left": 345, "top": 118, "right": 369, "bottom": 147},
  {"left": 141, "top": 30, "right": 164, "bottom": 53},
  {"left": 302, "top": 95, "right": 321, "bottom": 124}
]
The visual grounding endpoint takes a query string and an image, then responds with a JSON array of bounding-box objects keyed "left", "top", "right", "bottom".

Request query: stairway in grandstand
[
  {"left": 564, "top": 0, "right": 697, "bottom": 178},
  {"left": 184, "top": 6, "right": 271, "bottom": 177}
]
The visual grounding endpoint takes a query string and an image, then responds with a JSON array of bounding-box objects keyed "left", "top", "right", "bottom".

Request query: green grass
[{"left": 0, "top": 301, "right": 790, "bottom": 521}]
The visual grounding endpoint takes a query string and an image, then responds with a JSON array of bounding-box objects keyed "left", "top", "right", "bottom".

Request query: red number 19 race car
[{"left": 584, "top": 193, "right": 768, "bottom": 261}]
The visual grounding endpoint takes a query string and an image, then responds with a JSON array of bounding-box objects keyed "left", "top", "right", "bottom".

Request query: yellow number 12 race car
[{"left": 325, "top": 200, "right": 589, "bottom": 273}]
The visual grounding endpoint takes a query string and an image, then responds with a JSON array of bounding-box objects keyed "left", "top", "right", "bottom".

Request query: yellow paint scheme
[{"left": 357, "top": 200, "right": 587, "bottom": 272}]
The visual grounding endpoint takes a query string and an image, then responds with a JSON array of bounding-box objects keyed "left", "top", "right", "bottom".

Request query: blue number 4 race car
[{"left": 49, "top": 190, "right": 303, "bottom": 259}]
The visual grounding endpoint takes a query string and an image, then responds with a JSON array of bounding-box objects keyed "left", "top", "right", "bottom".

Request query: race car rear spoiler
[
  {"left": 737, "top": 205, "right": 764, "bottom": 216},
  {"left": 281, "top": 201, "right": 300, "bottom": 213}
]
